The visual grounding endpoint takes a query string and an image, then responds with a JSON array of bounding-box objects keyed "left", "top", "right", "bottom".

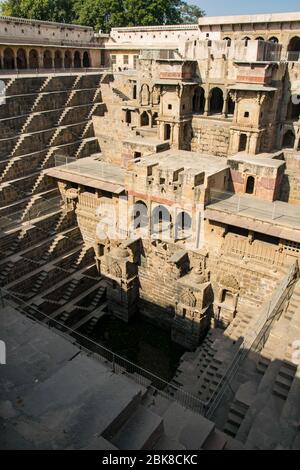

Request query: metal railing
[
  {"left": 205, "top": 261, "right": 299, "bottom": 419},
  {"left": 0, "top": 286, "right": 207, "bottom": 416},
  {"left": 2, "top": 261, "right": 298, "bottom": 420},
  {"left": 208, "top": 189, "right": 300, "bottom": 227}
]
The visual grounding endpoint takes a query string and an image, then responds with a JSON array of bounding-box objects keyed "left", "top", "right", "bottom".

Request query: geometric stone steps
[
  {"left": 90, "top": 286, "right": 106, "bottom": 308},
  {"left": 272, "top": 362, "right": 297, "bottom": 400},
  {"left": 61, "top": 279, "right": 81, "bottom": 302},
  {"left": 84, "top": 304, "right": 108, "bottom": 334},
  {"left": 0, "top": 261, "right": 15, "bottom": 283},
  {"left": 72, "top": 245, "right": 94, "bottom": 269},
  {"left": 256, "top": 356, "right": 271, "bottom": 375},
  {"left": 75, "top": 137, "right": 99, "bottom": 159},
  {"left": 111, "top": 405, "right": 163, "bottom": 450},
  {"left": 72, "top": 301, "right": 107, "bottom": 331},
  {"left": 10, "top": 135, "right": 26, "bottom": 159},
  {"left": 31, "top": 271, "right": 48, "bottom": 294},
  {"left": 0, "top": 156, "right": 22, "bottom": 183},
  {"left": 223, "top": 400, "right": 250, "bottom": 438},
  {"left": 39, "top": 76, "right": 53, "bottom": 93}
]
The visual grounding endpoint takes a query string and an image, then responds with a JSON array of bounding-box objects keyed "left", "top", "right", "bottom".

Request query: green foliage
[
  {"left": 1, "top": 0, "right": 76, "bottom": 23},
  {"left": 0, "top": 0, "right": 205, "bottom": 32},
  {"left": 179, "top": 2, "right": 205, "bottom": 24}
]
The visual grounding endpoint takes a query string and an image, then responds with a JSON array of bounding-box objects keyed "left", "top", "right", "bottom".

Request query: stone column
[
  {"left": 246, "top": 132, "right": 251, "bottom": 153},
  {"left": 249, "top": 133, "right": 259, "bottom": 154},
  {"left": 12, "top": 47, "right": 17, "bottom": 69},
  {"left": 25, "top": 48, "right": 29, "bottom": 69},
  {"left": 148, "top": 202, "right": 152, "bottom": 239},
  {"left": 71, "top": 51, "right": 75, "bottom": 69},
  {"left": 50, "top": 50, "right": 55, "bottom": 69},
  {"left": 222, "top": 93, "right": 228, "bottom": 118},
  {"left": 39, "top": 49, "right": 44, "bottom": 69},
  {"left": 204, "top": 95, "right": 210, "bottom": 116}
]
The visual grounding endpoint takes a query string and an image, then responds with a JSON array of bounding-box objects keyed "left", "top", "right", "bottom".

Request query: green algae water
[{"left": 87, "top": 315, "right": 185, "bottom": 382}]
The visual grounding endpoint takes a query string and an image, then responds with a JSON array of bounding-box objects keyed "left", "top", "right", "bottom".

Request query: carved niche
[
  {"left": 180, "top": 289, "right": 197, "bottom": 308},
  {"left": 110, "top": 262, "right": 122, "bottom": 278},
  {"left": 141, "top": 84, "right": 150, "bottom": 106},
  {"left": 152, "top": 86, "right": 160, "bottom": 105}
]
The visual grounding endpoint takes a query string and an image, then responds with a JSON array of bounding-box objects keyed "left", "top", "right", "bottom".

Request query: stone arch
[
  {"left": 223, "top": 37, "right": 231, "bottom": 46},
  {"left": 152, "top": 204, "right": 172, "bottom": 237},
  {"left": 16, "top": 48, "right": 27, "bottom": 69},
  {"left": 180, "top": 289, "right": 196, "bottom": 308},
  {"left": 64, "top": 50, "right": 72, "bottom": 68},
  {"left": 140, "top": 111, "right": 149, "bottom": 126},
  {"left": 3, "top": 48, "right": 15, "bottom": 69},
  {"left": 255, "top": 36, "right": 265, "bottom": 41},
  {"left": 54, "top": 50, "right": 63, "bottom": 68},
  {"left": 288, "top": 36, "right": 300, "bottom": 52},
  {"left": 175, "top": 211, "right": 192, "bottom": 239},
  {"left": 133, "top": 200, "right": 148, "bottom": 229},
  {"left": 74, "top": 50, "right": 81, "bottom": 68},
  {"left": 43, "top": 50, "right": 53, "bottom": 69},
  {"left": 210, "top": 87, "right": 224, "bottom": 114},
  {"left": 239, "top": 133, "right": 248, "bottom": 152},
  {"left": 269, "top": 36, "right": 279, "bottom": 43},
  {"left": 219, "top": 274, "right": 239, "bottom": 293},
  {"left": 193, "top": 86, "right": 205, "bottom": 114},
  {"left": 245, "top": 175, "right": 255, "bottom": 194},
  {"left": 83, "top": 51, "right": 90, "bottom": 68},
  {"left": 243, "top": 36, "right": 250, "bottom": 46},
  {"left": 29, "top": 49, "right": 38, "bottom": 68},
  {"left": 164, "top": 123, "right": 171, "bottom": 140},
  {"left": 282, "top": 130, "right": 295, "bottom": 149}
]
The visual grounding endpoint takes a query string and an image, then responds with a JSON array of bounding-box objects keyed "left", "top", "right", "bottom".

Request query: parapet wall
[{"left": 0, "top": 15, "right": 94, "bottom": 45}]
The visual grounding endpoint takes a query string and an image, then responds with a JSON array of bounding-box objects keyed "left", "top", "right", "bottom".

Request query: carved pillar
[
  {"left": 204, "top": 95, "right": 210, "bottom": 116},
  {"left": 246, "top": 132, "right": 251, "bottom": 153},
  {"left": 25, "top": 48, "right": 29, "bottom": 69},
  {"left": 222, "top": 93, "right": 228, "bottom": 118},
  {"left": 39, "top": 49, "right": 44, "bottom": 69}
]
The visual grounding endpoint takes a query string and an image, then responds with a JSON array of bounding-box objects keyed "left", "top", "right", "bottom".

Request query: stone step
[
  {"left": 256, "top": 357, "right": 271, "bottom": 374},
  {"left": 227, "top": 411, "right": 243, "bottom": 427},
  {"left": 223, "top": 422, "right": 239, "bottom": 438},
  {"left": 272, "top": 383, "right": 290, "bottom": 400},
  {"left": 111, "top": 405, "right": 163, "bottom": 450},
  {"left": 275, "top": 374, "right": 293, "bottom": 391},
  {"left": 230, "top": 401, "right": 249, "bottom": 418},
  {"left": 278, "top": 363, "right": 297, "bottom": 380}
]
